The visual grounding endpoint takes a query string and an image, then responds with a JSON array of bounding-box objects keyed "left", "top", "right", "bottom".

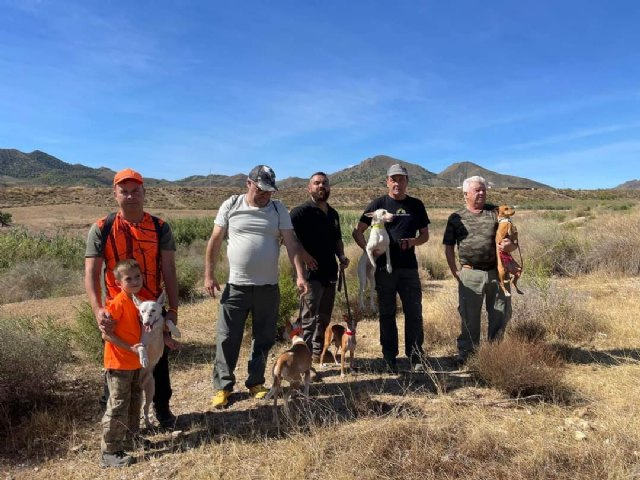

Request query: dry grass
[{"left": 2, "top": 205, "right": 640, "bottom": 479}]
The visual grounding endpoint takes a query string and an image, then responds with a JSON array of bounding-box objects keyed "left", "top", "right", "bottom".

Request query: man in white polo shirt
[{"left": 204, "top": 165, "right": 309, "bottom": 408}]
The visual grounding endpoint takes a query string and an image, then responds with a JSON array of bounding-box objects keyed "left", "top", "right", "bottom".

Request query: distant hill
[
  {"left": 438, "top": 161, "right": 550, "bottom": 189},
  {"left": 0, "top": 148, "right": 549, "bottom": 189},
  {"left": 616, "top": 179, "right": 640, "bottom": 190}
]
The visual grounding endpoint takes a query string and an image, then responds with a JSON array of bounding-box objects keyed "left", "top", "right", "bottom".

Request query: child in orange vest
[{"left": 100, "top": 259, "right": 145, "bottom": 468}]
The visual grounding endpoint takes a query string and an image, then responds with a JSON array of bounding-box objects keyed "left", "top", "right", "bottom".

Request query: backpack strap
[{"left": 100, "top": 212, "right": 118, "bottom": 254}]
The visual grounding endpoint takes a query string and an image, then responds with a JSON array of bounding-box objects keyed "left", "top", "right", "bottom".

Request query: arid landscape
[{"left": 1, "top": 187, "right": 640, "bottom": 479}]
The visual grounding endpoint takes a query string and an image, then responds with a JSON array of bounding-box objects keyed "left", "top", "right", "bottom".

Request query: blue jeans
[
  {"left": 212, "top": 284, "right": 279, "bottom": 391},
  {"left": 375, "top": 267, "right": 424, "bottom": 362}
]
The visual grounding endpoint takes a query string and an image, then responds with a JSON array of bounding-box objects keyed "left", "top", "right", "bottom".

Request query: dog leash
[{"left": 337, "top": 267, "right": 354, "bottom": 332}]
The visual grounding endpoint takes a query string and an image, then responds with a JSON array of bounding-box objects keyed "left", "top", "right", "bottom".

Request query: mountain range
[{"left": 0, "top": 149, "right": 636, "bottom": 190}]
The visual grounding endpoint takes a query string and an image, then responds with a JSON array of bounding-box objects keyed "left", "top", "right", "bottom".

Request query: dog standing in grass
[
  {"left": 265, "top": 322, "right": 313, "bottom": 428},
  {"left": 319, "top": 314, "right": 358, "bottom": 377}
]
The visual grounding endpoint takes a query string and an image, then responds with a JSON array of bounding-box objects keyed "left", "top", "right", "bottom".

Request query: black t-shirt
[
  {"left": 359, "top": 195, "right": 430, "bottom": 269},
  {"left": 290, "top": 200, "right": 342, "bottom": 284}
]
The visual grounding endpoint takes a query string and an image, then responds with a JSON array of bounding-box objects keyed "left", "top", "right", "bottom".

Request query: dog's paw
[
  {"left": 141, "top": 358, "right": 149, "bottom": 368},
  {"left": 386, "top": 265, "right": 392, "bottom": 274}
]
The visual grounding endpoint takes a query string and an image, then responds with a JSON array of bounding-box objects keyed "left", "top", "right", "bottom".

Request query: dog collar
[
  {"left": 371, "top": 223, "right": 384, "bottom": 229},
  {"left": 498, "top": 218, "right": 512, "bottom": 223},
  {"left": 289, "top": 327, "right": 302, "bottom": 339},
  {"left": 345, "top": 330, "right": 354, "bottom": 336}
]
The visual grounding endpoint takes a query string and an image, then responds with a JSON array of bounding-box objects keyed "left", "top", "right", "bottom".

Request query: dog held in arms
[
  {"left": 358, "top": 208, "right": 395, "bottom": 312},
  {"left": 264, "top": 321, "right": 312, "bottom": 428},
  {"left": 495, "top": 205, "right": 523, "bottom": 296},
  {"left": 133, "top": 291, "right": 181, "bottom": 427},
  {"left": 319, "top": 314, "right": 357, "bottom": 377}
]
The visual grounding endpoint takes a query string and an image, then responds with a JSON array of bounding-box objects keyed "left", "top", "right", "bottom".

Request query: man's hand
[
  {"left": 165, "top": 309, "right": 178, "bottom": 326},
  {"left": 301, "top": 251, "right": 318, "bottom": 271},
  {"left": 96, "top": 308, "right": 115, "bottom": 335},
  {"left": 498, "top": 238, "right": 517, "bottom": 253},
  {"left": 338, "top": 255, "right": 350, "bottom": 270},
  {"left": 296, "top": 277, "right": 309, "bottom": 296},
  {"left": 163, "top": 331, "right": 181, "bottom": 350},
  {"left": 205, "top": 275, "right": 221, "bottom": 298}
]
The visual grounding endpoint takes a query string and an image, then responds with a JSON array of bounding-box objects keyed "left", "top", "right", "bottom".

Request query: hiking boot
[
  {"left": 248, "top": 384, "right": 269, "bottom": 399},
  {"left": 100, "top": 450, "right": 133, "bottom": 468},
  {"left": 154, "top": 407, "right": 176, "bottom": 429},
  {"left": 211, "top": 390, "right": 231, "bottom": 409},
  {"left": 454, "top": 355, "right": 467, "bottom": 370}
]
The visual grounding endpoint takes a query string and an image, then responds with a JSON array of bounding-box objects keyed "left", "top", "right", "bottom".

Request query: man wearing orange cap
[{"left": 85, "top": 168, "right": 179, "bottom": 428}]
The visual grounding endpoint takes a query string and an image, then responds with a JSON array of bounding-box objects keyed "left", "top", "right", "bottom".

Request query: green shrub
[
  {"left": 72, "top": 302, "right": 103, "bottom": 365},
  {"left": 0, "top": 228, "right": 84, "bottom": 270},
  {"left": 0, "top": 211, "right": 12, "bottom": 226},
  {"left": 0, "top": 315, "right": 72, "bottom": 425},
  {"left": 0, "top": 258, "right": 84, "bottom": 303},
  {"left": 176, "top": 256, "right": 203, "bottom": 301},
  {"left": 168, "top": 217, "right": 215, "bottom": 246}
]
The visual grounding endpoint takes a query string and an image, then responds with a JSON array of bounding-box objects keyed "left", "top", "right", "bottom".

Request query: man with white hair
[{"left": 443, "top": 175, "right": 514, "bottom": 366}]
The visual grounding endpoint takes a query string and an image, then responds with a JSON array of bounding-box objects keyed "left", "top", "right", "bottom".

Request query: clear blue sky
[{"left": 1, "top": 0, "right": 638, "bottom": 189}]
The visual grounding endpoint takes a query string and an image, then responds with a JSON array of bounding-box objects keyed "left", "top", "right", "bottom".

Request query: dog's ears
[
  {"left": 132, "top": 294, "right": 142, "bottom": 307},
  {"left": 156, "top": 290, "right": 167, "bottom": 306}
]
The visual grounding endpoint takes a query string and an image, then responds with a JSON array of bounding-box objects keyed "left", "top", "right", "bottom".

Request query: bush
[
  {"left": 0, "top": 258, "right": 84, "bottom": 303},
  {"left": 0, "top": 228, "right": 84, "bottom": 270},
  {"left": 71, "top": 302, "right": 103, "bottom": 365},
  {"left": 169, "top": 217, "right": 215, "bottom": 246},
  {"left": 176, "top": 256, "right": 203, "bottom": 301},
  {"left": 469, "top": 337, "right": 569, "bottom": 401},
  {"left": 0, "top": 211, "right": 12, "bottom": 227},
  {"left": 512, "top": 281, "right": 608, "bottom": 344},
  {"left": 0, "top": 316, "right": 72, "bottom": 425}
]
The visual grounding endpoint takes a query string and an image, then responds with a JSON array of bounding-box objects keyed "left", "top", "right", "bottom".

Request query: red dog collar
[
  {"left": 289, "top": 327, "right": 302, "bottom": 338},
  {"left": 345, "top": 330, "right": 354, "bottom": 336}
]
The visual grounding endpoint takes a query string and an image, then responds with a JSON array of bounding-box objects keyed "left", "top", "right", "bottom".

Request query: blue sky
[{"left": 1, "top": 0, "right": 638, "bottom": 189}]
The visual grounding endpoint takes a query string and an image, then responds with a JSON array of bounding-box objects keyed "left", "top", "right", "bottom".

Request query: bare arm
[
  {"left": 281, "top": 229, "right": 309, "bottom": 295},
  {"left": 84, "top": 256, "right": 113, "bottom": 333},
  {"left": 161, "top": 249, "right": 179, "bottom": 325},
  {"left": 102, "top": 331, "right": 142, "bottom": 355},
  {"left": 352, "top": 221, "right": 369, "bottom": 251},
  {"left": 336, "top": 239, "right": 350, "bottom": 269},
  {"left": 204, "top": 224, "right": 226, "bottom": 298},
  {"left": 445, "top": 245, "right": 460, "bottom": 281}
]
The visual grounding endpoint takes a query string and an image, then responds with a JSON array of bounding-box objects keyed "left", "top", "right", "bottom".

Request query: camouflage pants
[{"left": 101, "top": 368, "right": 142, "bottom": 453}]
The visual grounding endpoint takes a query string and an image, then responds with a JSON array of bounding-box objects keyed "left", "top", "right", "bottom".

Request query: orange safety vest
[{"left": 98, "top": 212, "right": 163, "bottom": 302}]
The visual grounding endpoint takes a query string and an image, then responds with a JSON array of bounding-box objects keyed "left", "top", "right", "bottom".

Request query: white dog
[
  {"left": 133, "top": 291, "right": 181, "bottom": 428},
  {"left": 358, "top": 209, "right": 395, "bottom": 312}
]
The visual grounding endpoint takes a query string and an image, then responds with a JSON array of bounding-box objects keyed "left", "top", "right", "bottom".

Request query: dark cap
[
  {"left": 248, "top": 165, "right": 278, "bottom": 191},
  {"left": 387, "top": 164, "right": 408, "bottom": 177}
]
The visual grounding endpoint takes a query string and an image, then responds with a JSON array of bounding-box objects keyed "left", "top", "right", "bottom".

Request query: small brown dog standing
[
  {"left": 319, "top": 314, "right": 357, "bottom": 377},
  {"left": 264, "top": 322, "right": 312, "bottom": 429},
  {"left": 495, "top": 205, "right": 523, "bottom": 296}
]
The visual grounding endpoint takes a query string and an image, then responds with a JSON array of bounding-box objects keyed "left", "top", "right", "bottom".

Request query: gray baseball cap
[
  {"left": 387, "top": 164, "right": 408, "bottom": 177},
  {"left": 248, "top": 165, "right": 278, "bottom": 191}
]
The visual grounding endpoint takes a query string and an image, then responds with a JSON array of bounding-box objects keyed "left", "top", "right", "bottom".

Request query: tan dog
[
  {"left": 264, "top": 323, "right": 312, "bottom": 428},
  {"left": 319, "top": 315, "right": 357, "bottom": 377},
  {"left": 495, "top": 205, "right": 523, "bottom": 296}
]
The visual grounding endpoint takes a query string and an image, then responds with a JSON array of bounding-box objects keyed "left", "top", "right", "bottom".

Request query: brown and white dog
[
  {"left": 358, "top": 208, "right": 395, "bottom": 312},
  {"left": 495, "top": 205, "right": 523, "bottom": 296},
  {"left": 319, "top": 314, "right": 357, "bottom": 377},
  {"left": 133, "top": 291, "right": 181, "bottom": 428},
  {"left": 264, "top": 322, "right": 312, "bottom": 428}
]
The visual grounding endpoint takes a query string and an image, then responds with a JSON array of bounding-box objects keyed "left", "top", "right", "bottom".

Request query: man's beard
[{"left": 311, "top": 189, "right": 330, "bottom": 202}]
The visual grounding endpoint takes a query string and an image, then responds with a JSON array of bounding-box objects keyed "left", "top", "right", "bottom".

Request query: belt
[{"left": 461, "top": 264, "right": 493, "bottom": 271}]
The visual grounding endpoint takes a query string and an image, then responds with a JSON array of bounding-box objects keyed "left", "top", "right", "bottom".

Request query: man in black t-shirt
[
  {"left": 291, "top": 172, "right": 349, "bottom": 372},
  {"left": 352, "top": 164, "right": 430, "bottom": 372}
]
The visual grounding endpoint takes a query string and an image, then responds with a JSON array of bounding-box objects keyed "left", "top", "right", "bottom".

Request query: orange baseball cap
[{"left": 113, "top": 168, "right": 144, "bottom": 185}]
